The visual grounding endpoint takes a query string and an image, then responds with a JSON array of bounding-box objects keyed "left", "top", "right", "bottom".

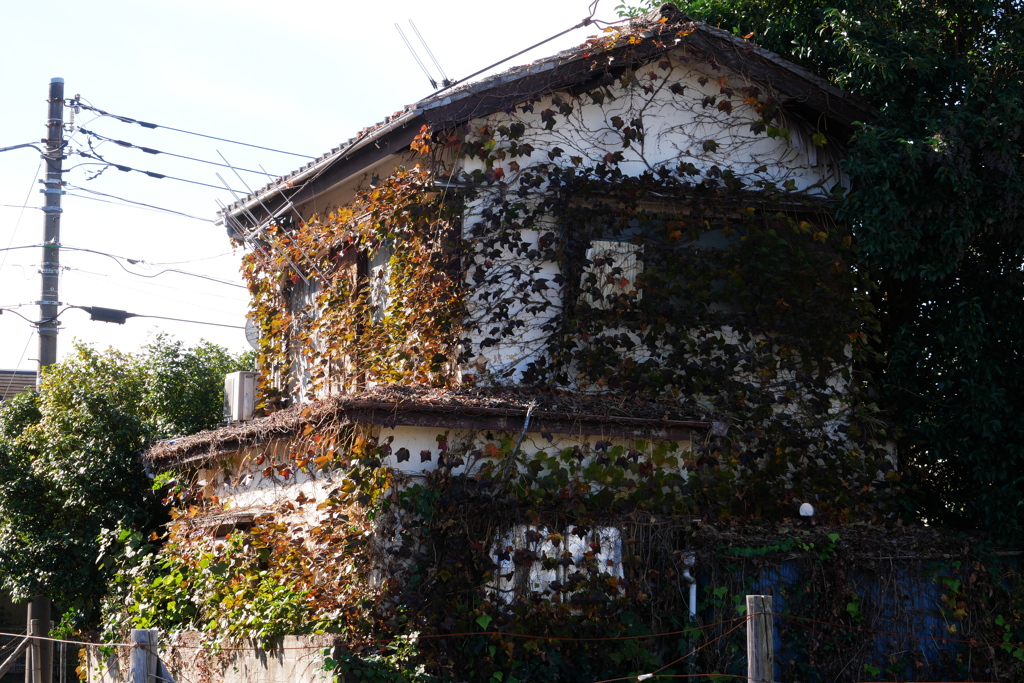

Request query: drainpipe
[{"left": 681, "top": 552, "right": 697, "bottom": 618}]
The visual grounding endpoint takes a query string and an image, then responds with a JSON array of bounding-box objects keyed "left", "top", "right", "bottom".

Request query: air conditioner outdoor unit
[{"left": 224, "top": 371, "right": 258, "bottom": 423}]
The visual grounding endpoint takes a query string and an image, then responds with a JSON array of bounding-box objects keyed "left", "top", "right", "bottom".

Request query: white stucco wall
[
  {"left": 201, "top": 424, "right": 692, "bottom": 516},
  {"left": 454, "top": 49, "right": 848, "bottom": 383}
]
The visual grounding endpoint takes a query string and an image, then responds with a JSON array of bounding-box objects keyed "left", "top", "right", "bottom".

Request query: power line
[
  {"left": 147, "top": 251, "right": 233, "bottom": 266},
  {"left": 0, "top": 245, "right": 43, "bottom": 254},
  {"left": 1, "top": 304, "right": 244, "bottom": 330},
  {"left": 69, "top": 305, "right": 245, "bottom": 329},
  {"left": 75, "top": 152, "right": 244, "bottom": 192},
  {"left": 0, "top": 332, "right": 35, "bottom": 399},
  {"left": 57, "top": 245, "right": 246, "bottom": 289},
  {"left": 0, "top": 142, "right": 45, "bottom": 155},
  {"left": 65, "top": 266, "right": 247, "bottom": 304},
  {"left": 0, "top": 244, "right": 243, "bottom": 290},
  {"left": 0, "top": 307, "right": 66, "bottom": 327},
  {"left": 66, "top": 192, "right": 209, "bottom": 221},
  {"left": 0, "top": 162, "right": 42, "bottom": 277},
  {"left": 130, "top": 313, "right": 245, "bottom": 329},
  {"left": 65, "top": 184, "right": 215, "bottom": 222},
  {"left": 74, "top": 102, "right": 315, "bottom": 159},
  {"left": 433, "top": 6, "right": 600, "bottom": 95},
  {"left": 78, "top": 128, "right": 280, "bottom": 177}
]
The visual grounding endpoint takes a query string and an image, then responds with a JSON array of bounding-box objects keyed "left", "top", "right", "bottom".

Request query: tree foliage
[
  {"left": 0, "top": 337, "right": 252, "bottom": 625},
  {"left": 618, "top": 1, "right": 1024, "bottom": 536}
]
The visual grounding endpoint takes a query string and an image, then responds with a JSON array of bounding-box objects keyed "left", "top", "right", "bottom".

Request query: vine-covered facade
[{"left": 97, "top": 8, "right": 1024, "bottom": 683}]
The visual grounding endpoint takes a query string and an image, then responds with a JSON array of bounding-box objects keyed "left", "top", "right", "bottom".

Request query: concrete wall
[{"left": 84, "top": 634, "right": 334, "bottom": 683}]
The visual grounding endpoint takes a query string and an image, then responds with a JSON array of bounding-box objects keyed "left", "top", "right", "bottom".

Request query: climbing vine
[
  {"left": 99, "top": 10, "right": 1011, "bottom": 683},
  {"left": 105, "top": 450, "right": 1024, "bottom": 681}
]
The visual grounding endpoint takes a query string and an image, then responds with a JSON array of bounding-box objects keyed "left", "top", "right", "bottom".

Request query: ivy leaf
[
  {"left": 476, "top": 614, "right": 493, "bottom": 630},
  {"left": 396, "top": 448, "right": 410, "bottom": 463}
]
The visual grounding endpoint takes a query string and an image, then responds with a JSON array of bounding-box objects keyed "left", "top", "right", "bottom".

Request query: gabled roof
[{"left": 222, "top": 4, "right": 875, "bottom": 227}]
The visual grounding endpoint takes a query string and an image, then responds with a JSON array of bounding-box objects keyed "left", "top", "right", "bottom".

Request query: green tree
[
  {"left": 620, "top": 1, "right": 1024, "bottom": 536},
  {"left": 0, "top": 338, "right": 252, "bottom": 626},
  {"left": 142, "top": 334, "right": 256, "bottom": 438}
]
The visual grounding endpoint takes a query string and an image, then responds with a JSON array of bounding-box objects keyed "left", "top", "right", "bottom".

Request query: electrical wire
[
  {"left": 0, "top": 617, "right": 748, "bottom": 651},
  {"left": 63, "top": 266, "right": 247, "bottom": 304},
  {"left": 0, "top": 307, "right": 68, "bottom": 327},
  {"left": 124, "top": 313, "right": 245, "bottom": 329},
  {"left": 644, "top": 615, "right": 752, "bottom": 679},
  {"left": 73, "top": 102, "right": 314, "bottom": 159},
  {"left": 68, "top": 273, "right": 246, "bottom": 321},
  {"left": 0, "top": 245, "right": 44, "bottom": 253},
  {"left": 52, "top": 305, "right": 246, "bottom": 330},
  {"left": 147, "top": 251, "right": 234, "bottom": 266},
  {"left": 778, "top": 613, "right": 1024, "bottom": 651},
  {"left": 65, "top": 192, "right": 210, "bottom": 222},
  {"left": 434, "top": 1, "right": 603, "bottom": 95},
  {"left": 78, "top": 128, "right": 280, "bottom": 177},
  {"left": 0, "top": 161, "right": 43, "bottom": 276},
  {"left": 57, "top": 245, "right": 246, "bottom": 289},
  {"left": 0, "top": 332, "right": 35, "bottom": 399},
  {"left": 75, "top": 152, "right": 244, "bottom": 193},
  {"left": 0, "top": 243, "right": 244, "bottom": 289},
  {"left": 0, "top": 142, "right": 45, "bottom": 155},
  {"left": 65, "top": 184, "right": 215, "bottom": 222}
]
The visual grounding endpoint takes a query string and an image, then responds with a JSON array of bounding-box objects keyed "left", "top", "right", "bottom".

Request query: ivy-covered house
[{"left": 120, "top": 6, "right": 915, "bottom": 683}]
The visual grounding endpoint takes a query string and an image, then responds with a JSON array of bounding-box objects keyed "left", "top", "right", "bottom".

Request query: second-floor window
[{"left": 580, "top": 240, "right": 644, "bottom": 310}]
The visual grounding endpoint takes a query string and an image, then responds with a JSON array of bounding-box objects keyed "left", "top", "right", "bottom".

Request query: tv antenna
[{"left": 395, "top": 20, "right": 453, "bottom": 90}]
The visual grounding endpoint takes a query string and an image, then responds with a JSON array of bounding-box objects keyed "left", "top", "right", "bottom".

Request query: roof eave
[{"left": 219, "top": 109, "right": 424, "bottom": 226}]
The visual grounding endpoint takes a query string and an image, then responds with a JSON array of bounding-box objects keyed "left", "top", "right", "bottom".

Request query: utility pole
[
  {"left": 26, "top": 75, "right": 64, "bottom": 683},
  {"left": 38, "top": 77, "right": 64, "bottom": 374}
]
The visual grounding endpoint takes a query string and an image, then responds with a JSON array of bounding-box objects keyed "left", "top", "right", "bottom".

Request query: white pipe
[{"left": 682, "top": 552, "right": 697, "bottom": 618}]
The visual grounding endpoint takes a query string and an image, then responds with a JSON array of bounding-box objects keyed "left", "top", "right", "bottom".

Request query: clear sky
[{"left": 0, "top": 0, "right": 611, "bottom": 373}]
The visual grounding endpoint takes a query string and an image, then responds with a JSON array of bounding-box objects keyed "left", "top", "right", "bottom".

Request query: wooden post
[
  {"left": 129, "top": 629, "right": 159, "bottom": 683},
  {"left": 746, "top": 595, "right": 773, "bottom": 683},
  {"left": 0, "top": 637, "right": 29, "bottom": 677},
  {"left": 25, "top": 619, "right": 44, "bottom": 683}
]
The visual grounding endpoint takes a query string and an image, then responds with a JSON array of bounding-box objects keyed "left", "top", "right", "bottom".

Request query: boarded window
[
  {"left": 492, "top": 525, "right": 623, "bottom": 602},
  {"left": 580, "top": 240, "right": 643, "bottom": 309},
  {"left": 369, "top": 247, "right": 392, "bottom": 324}
]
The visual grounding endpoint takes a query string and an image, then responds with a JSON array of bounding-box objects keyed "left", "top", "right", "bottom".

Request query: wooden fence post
[
  {"left": 26, "top": 619, "right": 41, "bottom": 683},
  {"left": 0, "top": 637, "right": 29, "bottom": 678},
  {"left": 746, "top": 595, "right": 774, "bottom": 683},
  {"left": 129, "top": 629, "right": 159, "bottom": 683}
]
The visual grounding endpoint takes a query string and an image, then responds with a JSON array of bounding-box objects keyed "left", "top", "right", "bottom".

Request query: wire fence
[{"left": 1, "top": 605, "right": 1022, "bottom": 683}]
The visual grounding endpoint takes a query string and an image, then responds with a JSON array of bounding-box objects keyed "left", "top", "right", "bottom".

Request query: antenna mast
[
  {"left": 395, "top": 23, "right": 438, "bottom": 89},
  {"left": 409, "top": 20, "right": 453, "bottom": 87}
]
